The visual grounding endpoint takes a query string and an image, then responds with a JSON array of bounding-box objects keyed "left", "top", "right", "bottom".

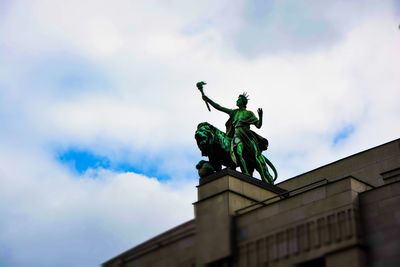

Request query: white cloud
[
  {"left": 0, "top": 142, "right": 195, "bottom": 266},
  {"left": 0, "top": 0, "right": 399, "bottom": 266}
]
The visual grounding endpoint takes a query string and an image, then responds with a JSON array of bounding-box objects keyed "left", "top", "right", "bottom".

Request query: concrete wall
[
  {"left": 194, "top": 171, "right": 279, "bottom": 265},
  {"left": 360, "top": 181, "right": 400, "bottom": 267},
  {"left": 278, "top": 139, "right": 400, "bottom": 190},
  {"left": 233, "top": 177, "right": 371, "bottom": 267},
  {"left": 103, "top": 220, "right": 196, "bottom": 267}
]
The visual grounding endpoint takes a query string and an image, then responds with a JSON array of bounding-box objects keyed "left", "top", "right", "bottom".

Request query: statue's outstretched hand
[{"left": 257, "top": 108, "right": 263, "bottom": 118}]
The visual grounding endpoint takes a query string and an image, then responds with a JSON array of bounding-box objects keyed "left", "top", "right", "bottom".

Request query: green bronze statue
[{"left": 195, "top": 82, "right": 277, "bottom": 184}]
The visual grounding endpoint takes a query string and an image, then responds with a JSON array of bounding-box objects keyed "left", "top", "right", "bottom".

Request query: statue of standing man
[{"left": 197, "top": 82, "right": 277, "bottom": 184}]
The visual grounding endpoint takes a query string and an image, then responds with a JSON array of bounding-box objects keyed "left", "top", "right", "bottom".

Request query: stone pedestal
[{"left": 193, "top": 168, "right": 286, "bottom": 265}]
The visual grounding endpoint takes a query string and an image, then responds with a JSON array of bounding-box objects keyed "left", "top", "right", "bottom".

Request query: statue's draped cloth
[{"left": 226, "top": 109, "right": 269, "bottom": 164}]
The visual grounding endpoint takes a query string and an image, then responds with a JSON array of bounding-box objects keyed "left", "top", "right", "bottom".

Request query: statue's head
[{"left": 236, "top": 92, "right": 249, "bottom": 108}]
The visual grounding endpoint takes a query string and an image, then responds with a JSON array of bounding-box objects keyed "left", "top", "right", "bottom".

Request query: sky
[{"left": 0, "top": 0, "right": 400, "bottom": 266}]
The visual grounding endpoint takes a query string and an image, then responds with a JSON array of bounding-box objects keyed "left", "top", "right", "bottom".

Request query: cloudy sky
[{"left": 1, "top": 0, "right": 399, "bottom": 266}]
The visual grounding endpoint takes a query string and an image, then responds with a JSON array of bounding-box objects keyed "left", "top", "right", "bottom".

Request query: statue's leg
[
  {"left": 233, "top": 137, "right": 250, "bottom": 175},
  {"left": 248, "top": 166, "right": 255, "bottom": 177},
  {"left": 250, "top": 143, "right": 273, "bottom": 184}
]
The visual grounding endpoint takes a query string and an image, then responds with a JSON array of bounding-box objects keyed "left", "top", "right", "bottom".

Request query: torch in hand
[{"left": 196, "top": 81, "right": 211, "bottom": 112}]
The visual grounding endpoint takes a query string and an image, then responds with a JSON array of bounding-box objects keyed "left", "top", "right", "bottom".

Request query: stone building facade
[{"left": 103, "top": 138, "right": 400, "bottom": 267}]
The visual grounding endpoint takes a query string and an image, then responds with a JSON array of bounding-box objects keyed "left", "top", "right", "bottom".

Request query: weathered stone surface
[
  {"left": 325, "top": 247, "right": 367, "bottom": 267},
  {"left": 194, "top": 170, "right": 281, "bottom": 264},
  {"left": 278, "top": 139, "right": 400, "bottom": 190},
  {"left": 360, "top": 181, "right": 400, "bottom": 267}
]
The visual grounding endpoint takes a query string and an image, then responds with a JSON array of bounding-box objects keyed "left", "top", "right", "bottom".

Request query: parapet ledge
[
  {"left": 198, "top": 168, "right": 287, "bottom": 195},
  {"left": 102, "top": 219, "right": 195, "bottom": 266}
]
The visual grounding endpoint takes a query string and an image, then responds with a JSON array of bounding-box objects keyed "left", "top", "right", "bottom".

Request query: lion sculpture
[{"left": 195, "top": 122, "right": 277, "bottom": 183}]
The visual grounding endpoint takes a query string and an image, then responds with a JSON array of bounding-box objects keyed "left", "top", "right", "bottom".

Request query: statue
[{"left": 195, "top": 82, "right": 278, "bottom": 184}]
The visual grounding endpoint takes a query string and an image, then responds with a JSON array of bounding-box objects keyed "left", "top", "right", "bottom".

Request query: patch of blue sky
[
  {"left": 57, "top": 148, "right": 171, "bottom": 181},
  {"left": 238, "top": 0, "right": 339, "bottom": 56},
  {"left": 0, "top": 0, "right": 11, "bottom": 18},
  {"left": 58, "top": 149, "right": 111, "bottom": 174},
  {"left": 395, "top": 0, "right": 400, "bottom": 14},
  {"left": 332, "top": 125, "right": 355, "bottom": 146},
  {"left": 244, "top": 0, "right": 274, "bottom": 20},
  {"left": 28, "top": 52, "right": 109, "bottom": 96}
]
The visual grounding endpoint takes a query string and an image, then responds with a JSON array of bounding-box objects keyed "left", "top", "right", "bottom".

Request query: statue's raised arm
[
  {"left": 196, "top": 82, "right": 232, "bottom": 114},
  {"left": 202, "top": 95, "right": 233, "bottom": 114}
]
